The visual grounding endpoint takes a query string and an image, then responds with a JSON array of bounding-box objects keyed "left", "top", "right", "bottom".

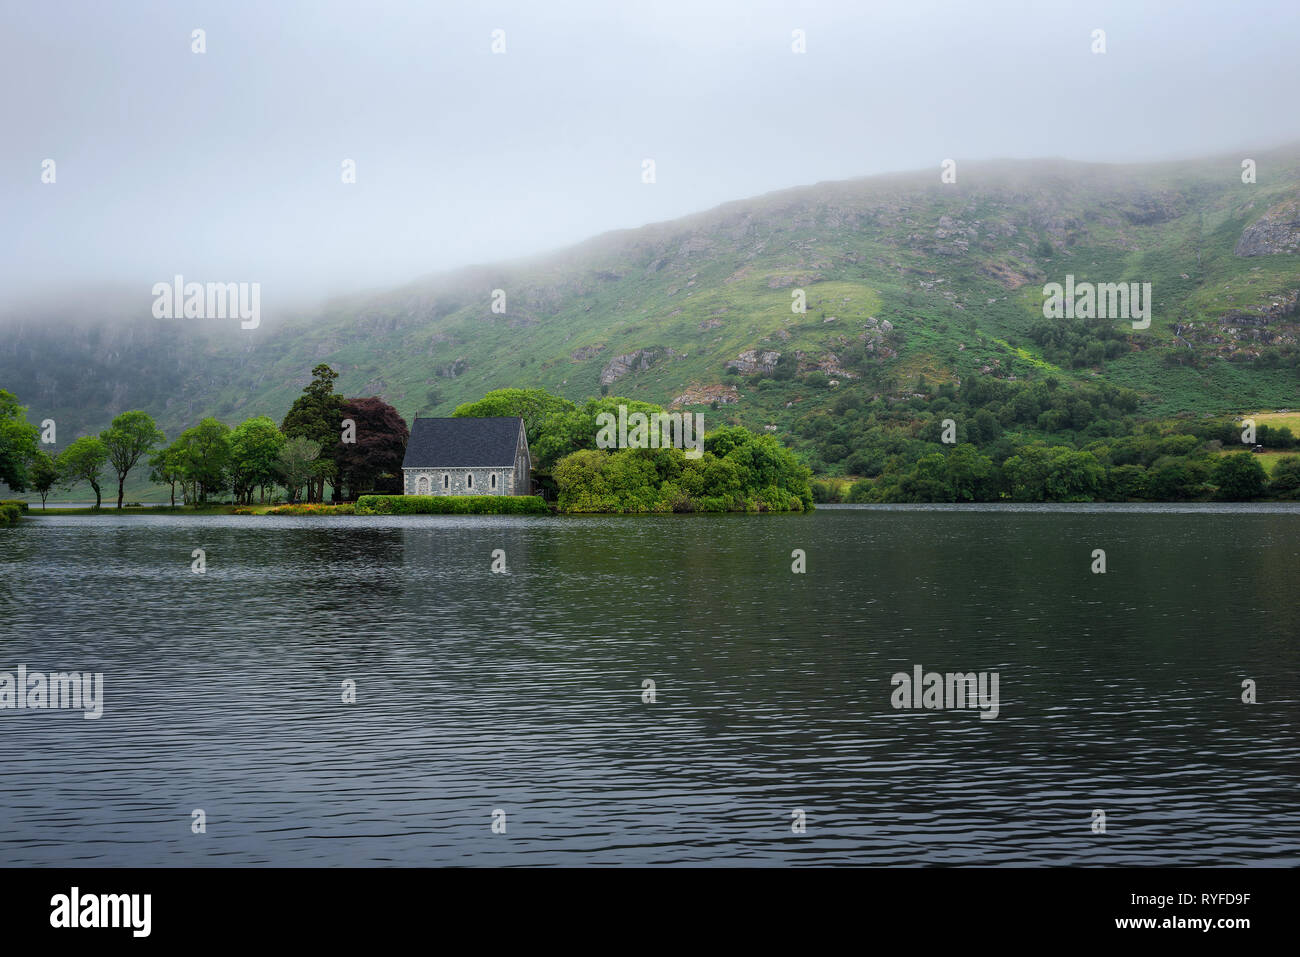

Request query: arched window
[
  {"left": 490, "top": 473, "right": 497, "bottom": 491},
  {"left": 417, "top": 476, "right": 429, "bottom": 494},
  {"left": 467, "top": 473, "right": 474, "bottom": 489},
  {"left": 443, "top": 474, "right": 449, "bottom": 489}
]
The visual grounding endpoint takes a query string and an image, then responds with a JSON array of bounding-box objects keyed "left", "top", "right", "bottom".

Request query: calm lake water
[{"left": 1, "top": 505, "right": 1298, "bottom": 866}]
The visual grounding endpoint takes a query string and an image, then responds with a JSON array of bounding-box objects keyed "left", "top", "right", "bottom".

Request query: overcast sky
[{"left": 2, "top": 0, "right": 1298, "bottom": 309}]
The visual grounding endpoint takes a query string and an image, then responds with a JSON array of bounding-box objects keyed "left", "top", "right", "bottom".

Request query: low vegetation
[{"left": 356, "top": 494, "right": 549, "bottom": 515}]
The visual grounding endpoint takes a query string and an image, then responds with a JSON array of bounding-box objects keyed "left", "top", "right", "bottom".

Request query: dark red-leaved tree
[{"left": 335, "top": 397, "right": 409, "bottom": 499}]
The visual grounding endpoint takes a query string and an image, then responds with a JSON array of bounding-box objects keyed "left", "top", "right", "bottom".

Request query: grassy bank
[{"left": 24, "top": 504, "right": 254, "bottom": 516}]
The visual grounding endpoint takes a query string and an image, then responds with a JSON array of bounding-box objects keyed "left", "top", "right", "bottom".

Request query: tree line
[
  {"left": 796, "top": 374, "right": 1300, "bottom": 503},
  {"left": 0, "top": 365, "right": 409, "bottom": 508}
]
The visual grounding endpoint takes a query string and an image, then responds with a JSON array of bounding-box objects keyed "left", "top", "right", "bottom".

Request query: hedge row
[
  {"left": 356, "top": 494, "right": 549, "bottom": 515},
  {"left": 0, "top": 502, "right": 23, "bottom": 526},
  {"left": 0, "top": 499, "right": 30, "bottom": 513}
]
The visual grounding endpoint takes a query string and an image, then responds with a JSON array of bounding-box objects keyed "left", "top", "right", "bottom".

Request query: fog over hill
[{"left": 3, "top": 144, "right": 1300, "bottom": 453}]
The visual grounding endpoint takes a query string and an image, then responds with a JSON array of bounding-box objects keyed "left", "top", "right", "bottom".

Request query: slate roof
[{"left": 402, "top": 417, "right": 525, "bottom": 468}]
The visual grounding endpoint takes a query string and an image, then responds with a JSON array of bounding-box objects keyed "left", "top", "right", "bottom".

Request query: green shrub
[
  {"left": 1212, "top": 453, "right": 1268, "bottom": 500},
  {"left": 551, "top": 438, "right": 813, "bottom": 514},
  {"left": 356, "top": 494, "right": 549, "bottom": 515},
  {"left": 809, "top": 478, "right": 845, "bottom": 503},
  {"left": 265, "top": 503, "right": 357, "bottom": 515},
  {"left": 0, "top": 499, "right": 30, "bottom": 513},
  {"left": 1270, "top": 455, "right": 1300, "bottom": 499},
  {"left": 0, "top": 502, "right": 22, "bottom": 526}
]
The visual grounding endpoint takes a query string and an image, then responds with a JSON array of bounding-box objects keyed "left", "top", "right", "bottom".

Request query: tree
[
  {"left": 178, "top": 418, "right": 231, "bottom": 503},
  {"left": 0, "top": 389, "right": 40, "bottom": 492},
  {"left": 29, "top": 450, "right": 59, "bottom": 509},
  {"left": 58, "top": 436, "right": 109, "bottom": 508},
  {"left": 1107, "top": 464, "right": 1150, "bottom": 500},
  {"left": 149, "top": 441, "right": 187, "bottom": 507},
  {"left": 453, "top": 388, "right": 576, "bottom": 449},
  {"left": 1002, "top": 446, "right": 1103, "bottom": 502},
  {"left": 277, "top": 436, "right": 321, "bottom": 503},
  {"left": 1269, "top": 455, "right": 1300, "bottom": 499},
  {"left": 528, "top": 395, "right": 660, "bottom": 473},
  {"left": 336, "top": 397, "right": 408, "bottom": 498},
  {"left": 1212, "top": 453, "right": 1268, "bottom": 501},
  {"left": 229, "top": 416, "right": 286, "bottom": 504},
  {"left": 100, "top": 410, "right": 165, "bottom": 508},
  {"left": 895, "top": 453, "right": 953, "bottom": 502},
  {"left": 1146, "top": 458, "right": 1204, "bottom": 500},
  {"left": 282, "top": 365, "right": 344, "bottom": 502},
  {"left": 945, "top": 444, "right": 994, "bottom": 501}
]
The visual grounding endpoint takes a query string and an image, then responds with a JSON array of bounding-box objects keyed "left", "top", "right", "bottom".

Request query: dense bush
[
  {"left": 356, "top": 494, "right": 549, "bottom": 515},
  {"left": 0, "top": 502, "right": 22, "bottom": 525},
  {"left": 1270, "top": 456, "right": 1300, "bottom": 499},
  {"left": 0, "top": 499, "right": 30, "bottom": 513},
  {"left": 809, "top": 478, "right": 848, "bottom": 503},
  {"left": 552, "top": 433, "right": 813, "bottom": 513},
  {"left": 1212, "top": 454, "right": 1268, "bottom": 501}
]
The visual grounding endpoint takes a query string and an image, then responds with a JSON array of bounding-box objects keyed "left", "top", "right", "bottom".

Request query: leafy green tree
[
  {"left": 845, "top": 447, "right": 886, "bottom": 477},
  {"left": 100, "top": 410, "right": 164, "bottom": 508},
  {"left": 29, "top": 449, "right": 59, "bottom": 508},
  {"left": 1043, "top": 449, "right": 1105, "bottom": 501},
  {"left": 282, "top": 364, "right": 344, "bottom": 502},
  {"left": 277, "top": 435, "right": 321, "bottom": 503},
  {"left": 552, "top": 449, "right": 612, "bottom": 512},
  {"left": 721, "top": 433, "right": 814, "bottom": 508},
  {"left": 149, "top": 441, "right": 187, "bottom": 507},
  {"left": 58, "top": 436, "right": 109, "bottom": 508},
  {"left": 894, "top": 453, "right": 953, "bottom": 502},
  {"left": 1107, "top": 464, "right": 1150, "bottom": 500},
  {"left": 1146, "top": 458, "right": 1204, "bottom": 500},
  {"left": 704, "top": 425, "right": 754, "bottom": 459},
  {"left": 178, "top": 418, "right": 231, "bottom": 503},
  {"left": 970, "top": 408, "right": 1002, "bottom": 444},
  {"left": 452, "top": 388, "right": 576, "bottom": 449},
  {"left": 1002, "top": 446, "right": 1104, "bottom": 502},
  {"left": 0, "top": 389, "right": 40, "bottom": 491},
  {"left": 1212, "top": 453, "right": 1268, "bottom": 501},
  {"left": 529, "top": 395, "right": 661, "bottom": 473},
  {"left": 1269, "top": 455, "right": 1300, "bottom": 499},
  {"left": 945, "top": 444, "right": 994, "bottom": 501},
  {"left": 229, "top": 416, "right": 286, "bottom": 504}
]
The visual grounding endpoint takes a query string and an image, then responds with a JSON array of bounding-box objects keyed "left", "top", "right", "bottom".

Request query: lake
[{"left": 1, "top": 505, "right": 1297, "bottom": 866}]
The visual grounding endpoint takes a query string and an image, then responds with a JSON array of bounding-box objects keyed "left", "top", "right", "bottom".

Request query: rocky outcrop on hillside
[
  {"left": 795, "top": 351, "right": 856, "bottom": 379},
  {"left": 670, "top": 383, "right": 741, "bottom": 407},
  {"left": 1171, "top": 289, "right": 1300, "bottom": 358},
  {"left": 979, "top": 260, "right": 1042, "bottom": 290},
  {"left": 1235, "top": 200, "right": 1300, "bottom": 256},
  {"left": 725, "top": 349, "right": 782, "bottom": 374},
  {"left": 599, "top": 347, "right": 679, "bottom": 385},
  {"left": 435, "top": 357, "right": 469, "bottom": 378}
]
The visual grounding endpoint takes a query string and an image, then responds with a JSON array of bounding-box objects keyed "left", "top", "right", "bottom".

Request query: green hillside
[{"left": 3, "top": 145, "right": 1299, "bottom": 479}]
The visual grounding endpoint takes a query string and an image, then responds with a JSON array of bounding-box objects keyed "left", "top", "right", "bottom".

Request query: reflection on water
[{"left": 1, "top": 506, "right": 1298, "bottom": 865}]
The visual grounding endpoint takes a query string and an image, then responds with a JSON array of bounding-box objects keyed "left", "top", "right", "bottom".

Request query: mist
[{"left": 2, "top": 0, "right": 1298, "bottom": 313}]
